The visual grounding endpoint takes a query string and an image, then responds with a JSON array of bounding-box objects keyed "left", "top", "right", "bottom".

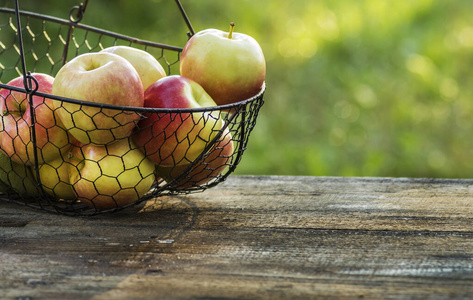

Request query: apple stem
[{"left": 228, "top": 22, "right": 235, "bottom": 39}]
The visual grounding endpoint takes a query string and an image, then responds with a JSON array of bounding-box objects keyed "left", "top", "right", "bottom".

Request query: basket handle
[
  {"left": 71, "top": 0, "right": 193, "bottom": 37},
  {"left": 13, "top": 0, "right": 28, "bottom": 90},
  {"left": 174, "top": 0, "right": 195, "bottom": 38},
  {"left": 12, "top": 0, "right": 47, "bottom": 197},
  {"left": 69, "top": 0, "right": 89, "bottom": 23}
]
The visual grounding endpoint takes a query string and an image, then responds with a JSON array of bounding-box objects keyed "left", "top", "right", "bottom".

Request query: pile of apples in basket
[{"left": 0, "top": 23, "right": 266, "bottom": 210}]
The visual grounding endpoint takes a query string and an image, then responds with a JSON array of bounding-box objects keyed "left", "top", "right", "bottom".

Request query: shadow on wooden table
[
  {"left": 2, "top": 175, "right": 473, "bottom": 299},
  {"left": 0, "top": 195, "right": 200, "bottom": 299}
]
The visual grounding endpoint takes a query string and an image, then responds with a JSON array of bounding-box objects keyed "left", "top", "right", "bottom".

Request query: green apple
[
  {"left": 0, "top": 149, "right": 39, "bottom": 196},
  {"left": 101, "top": 46, "right": 167, "bottom": 91},
  {"left": 0, "top": 179, "right": 10, "bottom": 193},
  {"left": 180, "top": 23, "right": 266, "bottom": 105},
  {"left": 52, "top": 52, "right": 144, "bottom": 145},
  {"left": 69, "top": 138, "right": 156, "bottom": 210},
  {"left": 133, "top": 75, "right": 222, "bottom": 167},
  {"left": 157, "top": 127, "right": 234, "bottom": 189},
  {"left": 37, "top": 154, "right": 76, "bottom": 200}
]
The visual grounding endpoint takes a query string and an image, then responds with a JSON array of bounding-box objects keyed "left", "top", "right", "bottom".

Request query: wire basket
[{"left": 0, "top": 0, "right": 265, "bottom": 215}]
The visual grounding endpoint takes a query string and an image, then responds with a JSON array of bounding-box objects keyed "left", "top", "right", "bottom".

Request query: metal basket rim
[{"left": 0, "top": 82, "right": 266, "bottom": 113}]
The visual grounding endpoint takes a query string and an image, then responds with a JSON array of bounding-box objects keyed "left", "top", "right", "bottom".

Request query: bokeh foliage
[{"left": 2, "top": 0, "right": 473, "bottom": 178}]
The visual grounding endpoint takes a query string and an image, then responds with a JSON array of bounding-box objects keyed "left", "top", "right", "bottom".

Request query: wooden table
[{"left": 1, "top": 175, "right": 473, "bottom": 299}]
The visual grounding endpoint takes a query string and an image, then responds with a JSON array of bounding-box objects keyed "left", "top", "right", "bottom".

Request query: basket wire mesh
[{"left": 0, "top": 0, "right": 265, "bottom": 215}]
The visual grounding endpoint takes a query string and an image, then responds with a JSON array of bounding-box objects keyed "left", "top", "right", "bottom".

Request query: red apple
[
  {"left": 180, "top": 23, "right": 266, "bottom": 105},
  {"left": 133, "top": 75, "right": 222, "bottom": 167},
  {"left": 0, "top": 73, "right": 72, "bottom": 165},
  {"left": 52, "top": 52, "right": 144, "bottom": 145},
  {"left": 156, "top": 127, "right": 234, "bottom": 189},
  {"left": 69, "top": 138, "right": 156, "bottom": 210},
  {"left": 101, "top": 46, "right": 167, "bottom": 91}
]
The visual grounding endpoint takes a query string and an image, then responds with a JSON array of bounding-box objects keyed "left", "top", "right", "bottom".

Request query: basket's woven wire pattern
[
  {"left": 0, "top": 4, "right": 264, "bottom": 215},
  {"left": 0, "top": 10, "right": 181, "bottom": 80}
]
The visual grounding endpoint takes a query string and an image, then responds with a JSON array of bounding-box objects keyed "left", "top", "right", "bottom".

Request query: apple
[
  {"left": 133, "top": 75, "right": 222, "bottom": 167},
  {"left": 0, "top": 148, "right": 39, "bottom": 197},
  {"left": 52, "top": 52, "right": 144, "bottom": 145},
  {"left": 69, "top": 138, "right": 156, "bottom": 210},
  {"left": 180, "top": 23, "right": 266, "bottom": 106},
  {"left": 101, "top": 46, "right": 167, "bottom": 91},
  {"left": 156, "top": 127, "right": 234, "bottom": 189},
  {"left": 36, "top": 154, "right": 76, "bottom": 200},
  {"left": 0, "top": 73, "right": 73, "bottom": 165}
]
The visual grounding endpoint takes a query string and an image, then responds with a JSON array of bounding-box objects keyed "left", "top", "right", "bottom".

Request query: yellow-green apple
[
  {"left": 69, "top": 138, "right": 156, "bottom": 210},
  {"left": 180, "top": 23, "right": 266, "bottom": 106},
  {"left": 133, "top": 75, "right": 222, "bottom": 167},
  {"left": 0, "top": 73, "right": 72, "bottom": 165},
  {"left": 0, "top": 180, "right": 10, "bottom": 193},
  {"left": 52, "top": 52, "right": 144, "bottom": 145},
  {"left": 156, "top": 127, "right": 234, "bottom": 189},
  {"left": 37, "top": 154, "right": 76, "bottom": 200},
  {"left": 101, "top": 46, "right": 166, "bottom": 91},
  {"left": 0, "top": 149, "right": 39, "bottom": 196}
]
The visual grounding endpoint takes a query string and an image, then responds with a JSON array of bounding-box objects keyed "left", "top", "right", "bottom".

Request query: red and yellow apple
[
  {"left": 0, "top": 73, "right": 72, "bottom": 165},
  {"left": 180, "top": 23, "right": 266, "bottom": 105},
  {"left": 52, "top": 52, "right": 144, "bottom": 145},
  {"left": 156, "top": 127, "right": 234, "bottom": 189},
  {"left": 101, "top": 46, "right": 166, "bottom": 91},
  {"left": 69, "top": 138, "right": 156, "bottom": 210},
  {"left": 133, "top": 75, "right": 222, "bottom": 167}
]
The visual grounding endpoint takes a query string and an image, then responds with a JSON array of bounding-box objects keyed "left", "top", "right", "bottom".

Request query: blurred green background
[{"left": 3, "top": 0, "right": 473, "bottom": 178}]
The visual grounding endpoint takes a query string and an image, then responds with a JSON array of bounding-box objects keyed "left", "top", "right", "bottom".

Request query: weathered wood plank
[{"left": 1, "top": 176, "right": 473, "bottom": 299}]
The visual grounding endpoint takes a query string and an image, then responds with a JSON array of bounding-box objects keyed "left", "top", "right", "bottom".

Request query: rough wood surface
[{"left": 1, "top": 175, "right": 473, "bottom": 299}]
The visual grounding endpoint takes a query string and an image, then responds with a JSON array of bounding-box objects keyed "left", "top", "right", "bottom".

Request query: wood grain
[{"left": 1, "top": 176, "right": 473, "bottom": 299}]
